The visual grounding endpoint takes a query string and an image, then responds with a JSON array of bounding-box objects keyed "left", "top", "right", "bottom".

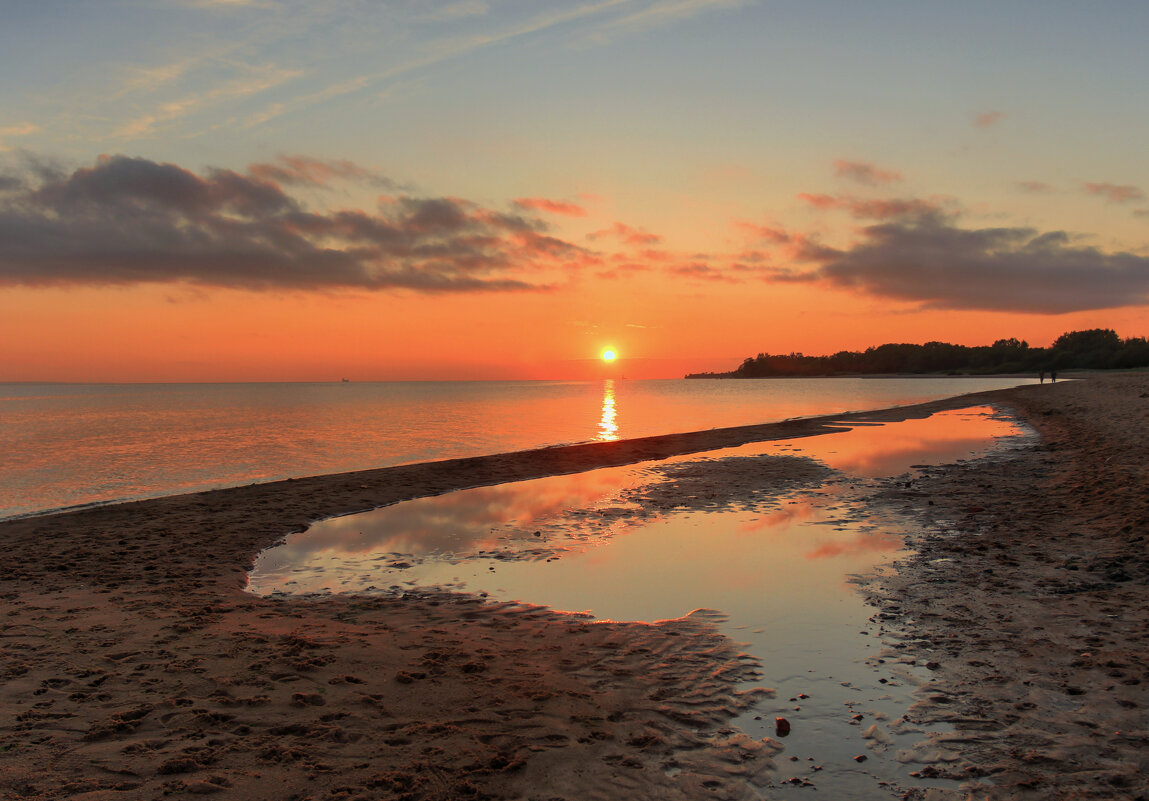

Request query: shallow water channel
[{"left": 248, "top": 406, "right": 1032, "bottom": 798}]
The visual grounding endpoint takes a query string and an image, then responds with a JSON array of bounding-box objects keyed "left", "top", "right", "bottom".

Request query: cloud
[
  {"left": 973, "top": 110, "right": 1006, "bottom": 128},
  {"left": 188, "top": 0, "right": 276, "bottom": 7},
  {"left": 247, "top": 155, "right": 395, "bottom": 189},
  {"left": 1016, "top": 180, "right": 1054, "bottom": 194},
  {"left": 0, "top": 123, "right": 41, "bottom": 153},
  {"left": 734, "top": 221, "right": 790, "bottom": 244},
  {"left": 797, "top": 192, "right": 951, "bottom": 221},
  {"left": 115, "top": 65, "right": 302, "bottom": 139},
  {"left": 588, "top": 222, "right": 663, "bottom": 246},
  {"left": 0, "top": 154, "right": 594, "bottom": 293},
  {"left": 242, "top": 75, "right": 369, "bottom": 129},
  {"left": 833, "top": 159, "right": 901, "bottom": 186},
  {"left": 586, "top": 0, "right": 751, "bottom": 44},
  {"left": 0, "top": 123, "right": 40, "bottom": 138},
  {"left": 772, "top": 217, "right": 1149, "bottom": 313},
  {"left": 1083, "top": 182, "right": 1145, "bottom": 204},
  {"left": 670, "top": 261, "right": 734, "bottom": 281},
  {"left": 513, "top": 197, "right": 589, "bottom": 217},
  {"left": 417, "top": 1, "right": 490, "bottom": 22}
]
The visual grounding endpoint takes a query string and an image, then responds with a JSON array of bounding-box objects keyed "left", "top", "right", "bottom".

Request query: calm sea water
[{"left": 0, "top": 377, "right": 1036, "bottom": 520}]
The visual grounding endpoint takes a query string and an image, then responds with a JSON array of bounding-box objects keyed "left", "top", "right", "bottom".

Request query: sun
[{"left": 602, "top": 349, "right": 617, "bottom": 362}]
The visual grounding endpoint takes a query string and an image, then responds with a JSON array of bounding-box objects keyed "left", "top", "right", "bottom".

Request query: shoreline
[
  {"left": 4, "top": 383, "right": 1026, "bottom": 531},
  {"left": 2, "top": 376, "right": 1145, "bottom": 799},
  {"left": 0, "top": 374, "right": 1041, "bottom": 524}
]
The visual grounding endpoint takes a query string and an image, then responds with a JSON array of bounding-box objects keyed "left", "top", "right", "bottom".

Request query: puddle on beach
[{"left": 248, "top": 407, "right": 1033, "bottom": 798}]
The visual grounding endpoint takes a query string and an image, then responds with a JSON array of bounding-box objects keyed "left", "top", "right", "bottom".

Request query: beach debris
[
  {"left": 775, "top": 717, "right": 791, "bottom": 736},
  {"left": 854, "top": 754, "right": 868, "bottom": 762}
]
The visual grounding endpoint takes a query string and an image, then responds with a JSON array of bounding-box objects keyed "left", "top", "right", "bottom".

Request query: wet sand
[
  {"left": 1, "top": 374, "right": 1145, "bottom": 799},
  {"left": 863, "top": 373, "right": 1149, "bottom": 800}
]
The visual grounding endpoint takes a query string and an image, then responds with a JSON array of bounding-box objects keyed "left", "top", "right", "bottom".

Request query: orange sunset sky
[{"left": 2, "top": 1, "right": 1147, "bottom": 381}]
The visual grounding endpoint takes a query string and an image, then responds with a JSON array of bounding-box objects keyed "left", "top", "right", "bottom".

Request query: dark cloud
[
  {"left": 1083, "top": 182, "right": 1145, "bottom": 204},
  {"left": 781, "top": 217, "right": 1149, "bottom": 313},
  {"left": 833, "top": 159, "right": 901, "bottom": 186},
  {"left": 0, "top": 155, "right": 593, "bottom": 292}
]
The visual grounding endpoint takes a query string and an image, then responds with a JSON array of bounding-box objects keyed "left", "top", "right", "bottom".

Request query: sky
[{"left": 2, "top": 0, "right": 1148, "bottom": 381}]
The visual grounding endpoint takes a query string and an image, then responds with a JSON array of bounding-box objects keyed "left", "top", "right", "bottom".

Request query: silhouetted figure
[
  {"left": 1039, "top": 371, "right": 1045, "bottom": 384},
  {"left": 1051, "top": 370, "right": 1058, "bottom": 382}
]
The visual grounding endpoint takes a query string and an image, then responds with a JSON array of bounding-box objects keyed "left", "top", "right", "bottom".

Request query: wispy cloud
[
  {"left": 973, "top": 110, "right": 1006, "bottom": 128},
  {"left": 1083, "top": 182, "right": 1145, "bottom": 204},
  {"left": 247, "top": 155, "right": 396, "bottom": 188},
  {"left": 116, "top": 59, "right": 201, "bottom": 96},
  {"left": 585, "top": 0, "right": 751, "bottom": 43},
  {"left": 242, "top": 75, "right": 368, "bottom": 128},
  {"left": 0, "top": 122, "right": 40, "bottom": 152},
  {"left": 1016, "top": 180, "right": 1054, "bottom": 194},
  {"left": 417, "top": 1, "right": 490, "bottom": 23},
  {"left": 0, "top": 154, "right": 597, "bottom": 293},
  {"left": 833, "top": 159, "right": 901, "bottom": 186},
  {"left": 186, "top": 0, "right": 277, "bottom": 8},
  {"left": 238, "top": 1, "right": 634, "bottom": 126},
  {"left": 514, "top": 197, "right": 589, "bottom": 217},
  {"left": 588, "top": 222, "right": 663, "bottom": 245},
  {"left": 240, "top": 0, "right": 750, "bottom": 129},
  {"left": 115, "top": 64, "right": 302, "bottom": 139}
]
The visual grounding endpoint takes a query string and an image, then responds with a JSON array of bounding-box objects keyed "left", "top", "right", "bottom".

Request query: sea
[{"left": 0, "top": 376, "right": 1038, "bottom": 521}]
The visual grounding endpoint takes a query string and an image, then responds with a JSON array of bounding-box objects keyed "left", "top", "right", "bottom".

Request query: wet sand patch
[{"left": 248, "top": 406, "right": 1029, "bottom": 798}]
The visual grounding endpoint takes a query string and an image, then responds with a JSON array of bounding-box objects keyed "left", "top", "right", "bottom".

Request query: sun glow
[{"left": 602, "top": 349, "right": 617, "bottom": 361}]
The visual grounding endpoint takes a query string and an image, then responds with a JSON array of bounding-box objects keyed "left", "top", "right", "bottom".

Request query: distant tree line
[{"left": 686, "top": 329, "right": 1149, "bottom": 378}]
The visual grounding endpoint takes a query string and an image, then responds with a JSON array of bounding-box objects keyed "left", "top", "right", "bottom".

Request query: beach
[
  {"left": 864, "top": 373, "right": 1149, "bottom": 799},
  {"left": 1, "top": 374, "right": 1146, "bottom": 800}
]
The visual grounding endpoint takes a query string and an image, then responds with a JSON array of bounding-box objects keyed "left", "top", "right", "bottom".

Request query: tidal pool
[{"left": 248, "top": 406, "right": 1032, "bottom": 798}]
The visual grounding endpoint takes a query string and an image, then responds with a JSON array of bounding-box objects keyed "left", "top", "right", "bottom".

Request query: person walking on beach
[
  {"left": 1040, "top": 371, "right": 1045, "bottom": 384},
  {"left": 1051, "top": 370, "right": 1058, "bottom": 382}
]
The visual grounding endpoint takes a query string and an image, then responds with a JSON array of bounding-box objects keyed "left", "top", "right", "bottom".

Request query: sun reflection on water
[{"left": 597, "top": 379, "right": 619, "bottom": 441}]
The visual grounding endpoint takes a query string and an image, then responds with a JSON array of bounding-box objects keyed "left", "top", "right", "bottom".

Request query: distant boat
[{"left": 341, "top": 378, "right": 350, "bottom": 383}]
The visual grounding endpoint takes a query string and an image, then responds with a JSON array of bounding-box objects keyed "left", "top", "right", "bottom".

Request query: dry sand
[{"left": 1, "top": 374, "right": 1145, "bottom": 800}]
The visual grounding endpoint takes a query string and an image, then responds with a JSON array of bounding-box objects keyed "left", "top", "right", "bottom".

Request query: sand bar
[{"left": 1, "top": 374, "right": 1146, "bottom": 799}]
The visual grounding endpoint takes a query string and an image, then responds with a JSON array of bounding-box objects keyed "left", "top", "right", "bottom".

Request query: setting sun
[{"left": 602, "top": 350, "right": 617, "bottom": 362}]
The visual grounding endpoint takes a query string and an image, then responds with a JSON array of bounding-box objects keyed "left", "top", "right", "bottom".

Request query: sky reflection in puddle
[{"left": 248, "top": 406, "right": 1031, "bottom": 797}]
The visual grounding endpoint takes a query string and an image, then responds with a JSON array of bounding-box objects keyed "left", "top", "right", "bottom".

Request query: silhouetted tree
[{"left": 685, "top": 328, "right": 1148, "bottom": 378}]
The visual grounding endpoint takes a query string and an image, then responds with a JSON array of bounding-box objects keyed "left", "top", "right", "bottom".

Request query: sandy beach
[
  {"left": 864, "top": 373, "right": 1149, "bottom": 800},
  {"left": 2, "top": 374, "right": 1146, "bottom": 800}
]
